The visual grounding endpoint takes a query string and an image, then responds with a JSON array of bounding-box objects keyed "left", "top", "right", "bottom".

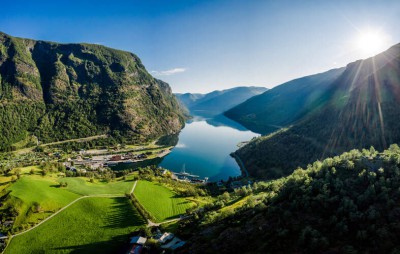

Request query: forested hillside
[
  {"left": 0, "top": 32, "right": 184, "bottom": 151},
  {"left": 236, "top": 43, "right": 400, "bottom": 179},
  {"left": 225, "top": 68, "right": 344, "bottom": 134},
  {"left": 183, "top": 145, "right": 400, "bottom": 253}
]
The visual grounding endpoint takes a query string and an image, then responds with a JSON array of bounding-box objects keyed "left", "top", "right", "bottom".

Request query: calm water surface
[{"left": 159, "top": 116, "right": 259, "bottom": 181}]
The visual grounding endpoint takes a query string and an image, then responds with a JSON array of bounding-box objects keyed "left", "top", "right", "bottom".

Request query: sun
[{"left": 355, "top": 29, "right": 389, "bottom": 56}]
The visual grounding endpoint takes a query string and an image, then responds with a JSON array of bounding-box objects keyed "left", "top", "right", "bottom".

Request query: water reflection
[{"left": 159, "top": 114, "right": 259, "bottom": 181}]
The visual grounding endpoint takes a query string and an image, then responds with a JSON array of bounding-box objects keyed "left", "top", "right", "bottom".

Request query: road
[
  {"left": 146, "top": 215, "right": 191, "bottom": 228},
  {"left": 40, "top": 134, "right": 108, "bottom": 147}
]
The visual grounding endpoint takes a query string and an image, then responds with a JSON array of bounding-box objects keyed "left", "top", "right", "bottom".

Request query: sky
[{"left": 1, "top": 0, "right": 399, "bottom": 93}]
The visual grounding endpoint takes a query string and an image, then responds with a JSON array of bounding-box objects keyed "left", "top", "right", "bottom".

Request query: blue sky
[{"left": 1, "top": 0, "right": 399, "bottom": 93}]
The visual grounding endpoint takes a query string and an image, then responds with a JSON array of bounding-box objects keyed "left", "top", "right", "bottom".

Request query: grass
[
  {"left": 1, "top": 171, "right": 136, "bottom": 229},
  {"left": 5, "top": 197, "right": 146, "bottom": 254},
  {"left": 134, "top": 180, "right": 195, "bottom": 222},
  {"left": 61, "top": 175, "right": 135, "bottom": 196},
  {"left": 6, "top": 175, "right": 80, "bottom": 228}
]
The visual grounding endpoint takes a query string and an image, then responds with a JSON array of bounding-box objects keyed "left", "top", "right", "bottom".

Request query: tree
[
  {"left": 32, "top": 202, "right": 41, "bottom": 213},
  {"left": 220, "top": 191, "right": 231, "bottom": 202}
]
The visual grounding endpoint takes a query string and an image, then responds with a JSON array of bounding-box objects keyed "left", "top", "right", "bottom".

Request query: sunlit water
[{"left": 159, "top": 116, "right": 259, "bottom": 181}]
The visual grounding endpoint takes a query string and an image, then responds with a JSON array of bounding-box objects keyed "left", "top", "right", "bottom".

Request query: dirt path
[
  {"left": 130, "top": 180, "right": 138, "bottom": 194},
  {"left": 146, "top": 217, "right": 183, "bottom": 227}
]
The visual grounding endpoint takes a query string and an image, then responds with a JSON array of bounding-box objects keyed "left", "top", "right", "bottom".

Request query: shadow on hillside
[
  {"left": 102, "top": 197, "right": 146, "bottom": 229},
  {"left": 51, "top": 197, "right": 145, "bottom": 254},
  {"left": 52, "top": 234, "right": 132, "bottom": 254}
]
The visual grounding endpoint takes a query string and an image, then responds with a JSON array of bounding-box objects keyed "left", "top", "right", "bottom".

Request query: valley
[{"left": 1, "top": 2, "right": 400, "bottom": 252}]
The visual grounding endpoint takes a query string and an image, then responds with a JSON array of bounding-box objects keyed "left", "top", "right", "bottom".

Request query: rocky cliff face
[{"left": 0, "top": 32, "right": 184, "bottom": 150}]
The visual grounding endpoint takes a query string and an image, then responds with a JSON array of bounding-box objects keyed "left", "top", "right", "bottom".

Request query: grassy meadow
[
  {"left": 1, "top": 168, "right": 136, "bottom": 230},
  {"left": 134, "top": 180, "right": 194, "bottom": 222},
  {"left": 61, "top": 175, "right": 136, "bottom": 196},
  {"left": 5, "top": 197, "right": 146, "bottom": 254},
  {"left": 5, "top": 174, "right": 80, "bottom": 228}
]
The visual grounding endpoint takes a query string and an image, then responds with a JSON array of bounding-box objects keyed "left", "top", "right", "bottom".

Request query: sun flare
[{"left": 355, "top": 29, "right": 389, "bottom": 56}]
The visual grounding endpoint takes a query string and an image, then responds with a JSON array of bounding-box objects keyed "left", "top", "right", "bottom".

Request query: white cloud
[{"left": 150, "top": 68, "right": 186, "bottom": 76}]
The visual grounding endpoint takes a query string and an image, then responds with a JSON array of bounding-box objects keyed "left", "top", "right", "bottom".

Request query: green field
[
  {"left": 2, "top": 172, "right": 135, "bottom": 229},
  {"left": 61, "top": 175, "right": 135, "bottom": 196},
  {"left": 134, "top": 180, "right": 194, "bottom": 222},
  {"left": 6, "top": 175, "right": 81, "bottom": 227},
  {"left": 5, "top": 197, "right": 145, "bottom": 254}
]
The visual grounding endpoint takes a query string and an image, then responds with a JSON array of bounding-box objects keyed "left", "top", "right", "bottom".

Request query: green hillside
[
  {"left": 225, "top": 68, "right": 344, "bottom": 134},
  {"left": 5, "top": 197, "right": 145, "bottom": 254},
  {"left": 235, "top": 43, "right": 400, "bottom": 179},
  {"left": 0, "top": 32, "right": 184, "bottom": 151},
  {"left": 184, "top": 145, "right": 400, "bottom": 253}
]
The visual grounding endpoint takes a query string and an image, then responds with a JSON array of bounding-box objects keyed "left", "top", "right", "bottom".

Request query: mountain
[
  {"left": 182, "top": 145, "right": 400, "bottom": 253},
  {"left": 0, "top": 32, "right": 184, "bottom": 151},
  {"left": 225, "top": 68, "right": 345, "bottom": 134},
  {"left": 235, "top": 43, "right": 400, "bottom": 179},
  {"left": 175, "top": 86, "right": 268, "bottom": 117}
]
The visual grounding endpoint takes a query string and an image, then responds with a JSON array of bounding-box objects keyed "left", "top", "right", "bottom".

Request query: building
[
  {"left": 130, "top": 236, "right": 147, "bottom": 245},
  {"left": 127, "top": 237, "right": 147, "bottom": 254},
  {"left": 156, "top": 232, "right": 174, "bottom": 244},
  {"left": 110, "top": 155, "right": 122, "bottom": 161}
]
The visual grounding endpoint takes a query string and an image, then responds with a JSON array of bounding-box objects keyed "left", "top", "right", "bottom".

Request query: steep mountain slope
[
  {"left": 182, "top": 145, "right": 400, "bottom": 253},
  {"left": 236, "top": 43, "right": 400, "bottom": 179},
  {"left": 225, "top": 68, "right": 345, "bottom": 134},
  {"left": 175, "top": 86, "right": 267, "bottom": 116},
  {"left": 0, "top": 32, "right": 184, "bottom": 151}
]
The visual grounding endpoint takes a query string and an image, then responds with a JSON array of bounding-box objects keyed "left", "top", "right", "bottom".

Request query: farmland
[
  {"left": 61, "top": 175, "right": 136, "bottom": 196},
  {"left": 0, "top": 168, "right": 136, "bottom": 231},
  {"left": 5, "top": 174, "right": 80, "bottom": 228},
  {"left": 134, "top": 180, "right": 195, "bottom": 222},
  {"left": 5, "top": 197, "right": 146, "bottom": 254}
]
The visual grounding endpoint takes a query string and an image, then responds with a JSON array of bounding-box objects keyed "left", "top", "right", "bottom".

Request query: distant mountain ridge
[
  {"left": 234, "top": 43, "right": 400, "bottom": 179},
  {"left": 175, "top": 86, "right": 268, "bottom": 117},
  {"left": 0, "top": 32, "right": 184, "bottom": 151}
]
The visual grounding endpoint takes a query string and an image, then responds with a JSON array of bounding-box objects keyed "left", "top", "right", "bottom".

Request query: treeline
[
  {"left": 127, "top": 193, "right": 156, "bottom": 222},
  {"left": 183, "top": 145, "right": 400, "bottom": 253}
]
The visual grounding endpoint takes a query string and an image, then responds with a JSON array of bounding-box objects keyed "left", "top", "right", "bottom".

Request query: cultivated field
[
  {"left": 1, "top": 170, "right": 136, "bottom": 230},
  {"left": 134, "top": 180, "right": 194, "bottom": 222},
  {"left": 5, "top": 197, "right": 145, "bottom": 254},
  {"left": 6, "top": 175, "right": 80, "bottom": 228},
  {"left": 61, "top": 175, "right": 136, "bottom": 196}
]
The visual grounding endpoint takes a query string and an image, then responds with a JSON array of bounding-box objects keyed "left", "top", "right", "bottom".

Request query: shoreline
[{"left": 230, "top": 152, "right": 249, "bottom": 178}]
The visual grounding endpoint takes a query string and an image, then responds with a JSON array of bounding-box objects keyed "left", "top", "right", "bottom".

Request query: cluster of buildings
[
  {"left": 127, "top": 231, "right": 186, "bottom": 254},
  {"left": 66, "top": 150, "right": 153, "bottom": 171}
]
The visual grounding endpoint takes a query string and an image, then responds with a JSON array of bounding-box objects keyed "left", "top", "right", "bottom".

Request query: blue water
[{"left": 159, "top": 115, "right": 259, "bottom": 181}]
